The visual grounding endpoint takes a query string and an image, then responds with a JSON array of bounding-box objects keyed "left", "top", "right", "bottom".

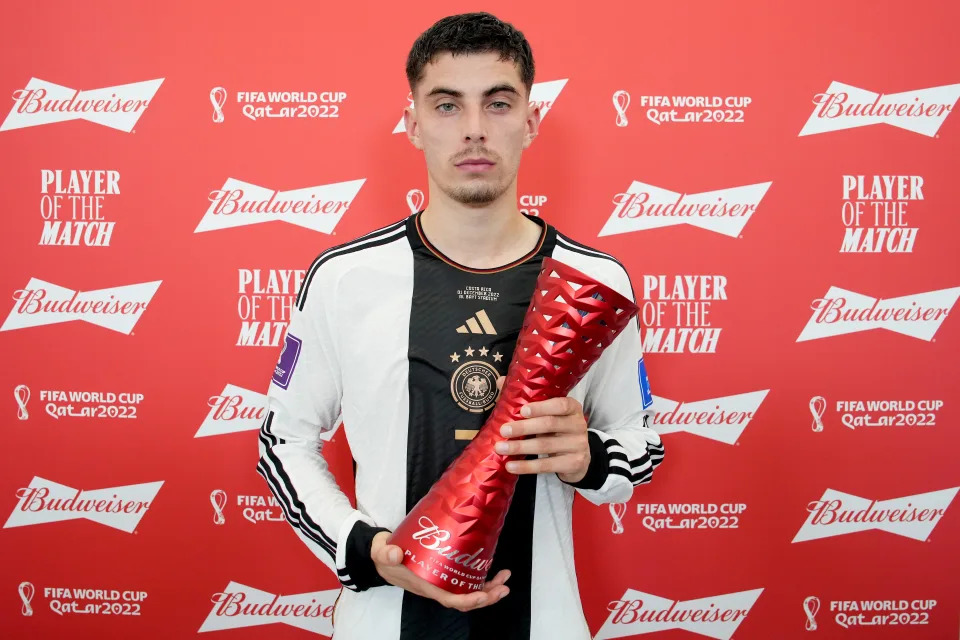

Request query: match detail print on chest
[
  {"left": 447, "top": 281, "right": 508, "bottom": 419},
  {"left": 408, "top": 231, "right": 547, "bottom": 445}
]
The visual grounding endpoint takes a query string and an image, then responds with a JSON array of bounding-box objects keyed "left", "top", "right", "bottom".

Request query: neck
[{"left": 420, "top": 180, "right": 542, "bottom": 269}]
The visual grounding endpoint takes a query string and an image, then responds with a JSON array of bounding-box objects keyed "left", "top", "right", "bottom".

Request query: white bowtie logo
[
  {"left": 793, "top": 487, "right": 958, "bottom": 542},
  {"left": 4, "top": 476, "right": 163, "bottom": 533},
  {"left": 1, "top": 77, "right": 163, "bottom": 132},
  {"left": 596, "top": 587, "right": 764, "bottom": 640},
  {"left": 799, "top": 81, "right": 960, "bottom": 137},
  {"left": 196, "top": 384, "right": 268, "bottom": 438},
  {"left": 196, "top": 177, "right": 365, "bottom": 234},
  {"left": 199, "top": 582, "right": 339, "bottom": 634},
  {"left": 651, "top": 391, "right": 769, "bottom": 445},
  {"left": 797, "top": 286, "right": 960, "bottom": 342},
  {"left": 1, "top": 278, "right": 161, "bottom": 334},
  {"left": 599, "top": 181, "right": 771, "bottom": 238},
  {"left": 196, "top": 384, "right": 340, "bottom": 440}
]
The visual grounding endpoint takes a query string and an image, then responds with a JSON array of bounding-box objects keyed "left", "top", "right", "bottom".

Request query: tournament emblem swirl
[
  {"left": 210, "top": 489, "right": 227, "bottom": 525},
  {"left": 613, "top": 90, "right": 631, "bottom": 127},
  {"left": 809, "top": 396, "right": 827, "bottom": 432}
]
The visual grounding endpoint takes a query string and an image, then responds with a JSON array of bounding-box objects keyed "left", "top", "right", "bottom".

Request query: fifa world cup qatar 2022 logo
[
  {"left": 15, "top": 384, "right": 30, "bottom": 420},
  {"left": 211, "top": 490, "right": 227, "bottom": 525},
  {"left": 19, "top": 581, "right": 34, "bottom": 616}
]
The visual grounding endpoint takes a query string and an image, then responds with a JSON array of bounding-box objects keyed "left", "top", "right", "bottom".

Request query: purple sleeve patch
[{"left": 272, "top": 333, "right": 303, "bottom": 390}]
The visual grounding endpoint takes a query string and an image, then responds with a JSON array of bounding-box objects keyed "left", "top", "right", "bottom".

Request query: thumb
[
  {"left": 495, "top": 376, "right": 504, "bottom": 392},
  {"left": 382, "top": 544, "right": 403, "bottom": 565}
]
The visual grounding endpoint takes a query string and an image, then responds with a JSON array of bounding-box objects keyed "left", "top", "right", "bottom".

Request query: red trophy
[{"left": 388, "top": 257, "right": 640, "bottom": 594}]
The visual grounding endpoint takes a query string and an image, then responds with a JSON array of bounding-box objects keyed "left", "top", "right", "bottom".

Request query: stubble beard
[{"left": 442, "top": 178, "right": 507, "bottom": 206}]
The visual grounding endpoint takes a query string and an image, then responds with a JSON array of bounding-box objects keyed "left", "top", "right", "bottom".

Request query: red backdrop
[{"left": 1, "top": 1, "right": 958, "bottom": 638}]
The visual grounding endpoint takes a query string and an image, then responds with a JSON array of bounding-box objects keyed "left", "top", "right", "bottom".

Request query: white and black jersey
[{"left": 257, "top": 211, "right": 664, "bottom": 640}]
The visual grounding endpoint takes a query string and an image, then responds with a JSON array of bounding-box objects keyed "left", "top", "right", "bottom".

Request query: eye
[
  {"left": 436, "top": 102, "right": 457, "bottom": 113},
  {"left": 490, "top": 101, "right": 510, "bottom": 110}
]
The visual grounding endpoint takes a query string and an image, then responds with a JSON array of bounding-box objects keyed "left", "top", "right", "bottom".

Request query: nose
[{"left": 462, "top": 104, "right": 486, "bottom": 142}]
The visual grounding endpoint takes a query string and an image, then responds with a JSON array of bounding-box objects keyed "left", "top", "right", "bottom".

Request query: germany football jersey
[{"left": 257, "top": 211, "right": 664, "bottom": 640}]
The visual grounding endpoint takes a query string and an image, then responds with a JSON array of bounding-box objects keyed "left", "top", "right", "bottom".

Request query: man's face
[{"left": 404, "top": 51, "right": 540, "bottom": 207}]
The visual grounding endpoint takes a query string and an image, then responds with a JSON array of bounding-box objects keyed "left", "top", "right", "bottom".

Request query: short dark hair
[{"left": 406, "top": 12, "right": 535, "bottom": 97}]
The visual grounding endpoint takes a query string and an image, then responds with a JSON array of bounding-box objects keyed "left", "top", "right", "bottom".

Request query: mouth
[{"left": 456, "top": 158, "right": 496, "bottom": 172}]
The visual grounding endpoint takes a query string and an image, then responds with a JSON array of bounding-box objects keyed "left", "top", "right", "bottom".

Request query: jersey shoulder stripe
[
  {"left": 555, "top": 232, "right": 624, "bottom": 269},
  {"left": 554, "top": 233, "right": 636, "bottom": 302},
  {"left": 296, "top": 217, "right": 409, "bottom": 310}
]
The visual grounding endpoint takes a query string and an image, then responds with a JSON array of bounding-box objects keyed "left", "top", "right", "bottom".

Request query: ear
[
  {"left": 522, "top": 103, "right": 541, "bottom": 150},
  {"left": 404, "top": 104, "right": 423, "bottom": 151}
]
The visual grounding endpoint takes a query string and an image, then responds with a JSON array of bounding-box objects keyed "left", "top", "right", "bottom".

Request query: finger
[
  {"left": 495, "top": 376, "right": 504, "bottom": 391},
  {"left": 496, "top": 435, "right": 583, "bottom": 456},
  {"left": 501, "top": 414, "right": 585, "bottom": 438},
  {"left": 519, "top": 396, "right": 581, "bottom": 419},
  {"left": 405, "top": 574, "right": 481, "bottom": 608},
  {"left": 427, "top": 571, "right": 510, "bottom": 610},
  {"left": 465, "top": 586, "right": 510, "bottom": 609},
  {"left": 484, "top": 585, "right": 510, "bottom": 603},
  {"left": 398, "top": 566, "right": 510, "bottom": 611},
  {"left": 506, "top": 454, "right": 579, "bottom": 475},
  {"left": 442, "top": 589, "right": 492, "bottom": 612},
  {"left": 484, "top": 569, "right": 511, "bottom": 588}
]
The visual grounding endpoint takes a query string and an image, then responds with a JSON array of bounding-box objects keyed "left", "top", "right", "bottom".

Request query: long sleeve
[
  {"left": 256, "top": 258, "right": 389, "bottom": 592},
  {"left": 560, "top": 265, "right": 665, "bottom": 505}
]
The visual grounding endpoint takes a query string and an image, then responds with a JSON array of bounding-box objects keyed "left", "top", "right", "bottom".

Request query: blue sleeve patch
[{"left": 638, "top": 358, "right": 653, "bottom": 409}]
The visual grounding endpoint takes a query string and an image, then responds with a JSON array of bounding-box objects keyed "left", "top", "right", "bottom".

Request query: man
[{"left": 257, "top": 12, "right": 664, "bottom": 640}]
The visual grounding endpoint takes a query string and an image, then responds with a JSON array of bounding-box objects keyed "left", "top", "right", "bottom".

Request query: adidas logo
[{"left": 456, "top": 310, "right": 497, "bottom": 335}]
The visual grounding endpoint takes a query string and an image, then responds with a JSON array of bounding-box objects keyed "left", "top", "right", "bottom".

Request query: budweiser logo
[
  {"left": 413, "top": 516, "right": 492, "bottom": 572},
  {"left": 793, "top": 487, "right": 958, "bottom": 542},
  {"left": 595, "top": 587, "right": 764, "bottom": 640},
  {"left": 4, "top": 476, "right": 162, "bottom": 533},
  {"left": 195, "top": 384, "right": 340, "bottom": 439},
  {"left": 799, "top": 81, "right": 960, "bottom": 137},
  {"left": 195, "top": 177, "right": 364, "bottom": 234},
  {"left": 393, "top": 78, "right": 568, "bottom": 133},
  {"left": 1, "top": 77, "right": 163, "bottom": 132},
  {"left": 650, "top": 391, "right": 769, "bottom": 445},
  {"left": 599, "top": 181, "right": 771, "bottom": 238},
  {"left": 195, "top": 384, "right": 267, "bottom": 437},
  {"left": 797, "top": 286, "right": 960, "bottom": 342},
  {"left": 1, "top": 278, "right": 161, "bottom": 334},
  {"left": 198, "top": 582, "right": 337, "bottom": 634}
]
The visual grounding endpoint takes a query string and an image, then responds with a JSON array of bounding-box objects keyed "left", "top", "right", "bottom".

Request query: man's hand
[
  {"left": 493, "top": 377, "right": 591, "bottom": 483},
  {"left": 370, "top": 531, "right": 510, "bottom": 611}
]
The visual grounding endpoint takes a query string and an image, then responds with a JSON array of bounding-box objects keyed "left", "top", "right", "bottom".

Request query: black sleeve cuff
[
  {"left": 559, "top": 430, "right": 610, "bottom": 490},
  {"left": 344, "top": 520, "right": 392, "bottom": 591}
]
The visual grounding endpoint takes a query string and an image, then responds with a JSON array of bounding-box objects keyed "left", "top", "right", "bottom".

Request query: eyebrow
[{"left": 424, "top": 83, "right": 521, "bottom": 99}]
